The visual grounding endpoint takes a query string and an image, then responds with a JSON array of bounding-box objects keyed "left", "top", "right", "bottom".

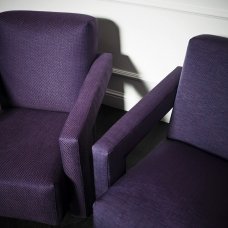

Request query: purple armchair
[
  {"left": 93, "top": 35, "right": 228, "bottom": 227},
  {"left": 0, "top": 11, "right": 112, "bottom": 225}
]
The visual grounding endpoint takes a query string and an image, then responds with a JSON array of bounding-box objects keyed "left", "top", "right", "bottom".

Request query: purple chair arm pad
[
  {"left": 92, "top": 67, "right": 182, "bottom": 198},
  {"left": 59, "top": 53, "right": 112, "bottom": 215}
]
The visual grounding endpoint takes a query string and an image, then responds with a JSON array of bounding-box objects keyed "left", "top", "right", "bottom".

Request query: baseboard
[
  {"left": 103, "top": 88, "right": 125, "bottom": 110},
  {"left": 103, "top": 68, "right": 147, "bottom": 111},
  {"left": 103, "top": 68, "right": 171, "bottom": 122}
]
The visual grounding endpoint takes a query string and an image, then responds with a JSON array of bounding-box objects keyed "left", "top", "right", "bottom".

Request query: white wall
[{"left": 1, "top": 0, "right": 228, "bottom": 120}]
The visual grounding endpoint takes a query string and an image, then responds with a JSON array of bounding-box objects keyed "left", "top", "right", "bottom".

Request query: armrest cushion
[
  {"left": 59, "top": 53, "right": 112, "bottom": 215},
  {"left": 93, "top": 67, "right": 182, "bottom": 198}
]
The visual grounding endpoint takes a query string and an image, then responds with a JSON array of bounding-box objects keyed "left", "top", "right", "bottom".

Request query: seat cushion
[
  {"left": 0, "top": 11, "right": 97, "bottom": 112},
  {"left": 169, "top": 35, "right": 228, "bottom": 159},
  {"left": 0, "top": 108, "right": 69, "bottom": 225},
  {"left": 94, "top": 139, "right": 228, "bottom": 228}
]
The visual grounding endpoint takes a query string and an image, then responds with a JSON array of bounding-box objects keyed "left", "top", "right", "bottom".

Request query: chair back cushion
[
  {"left": 169, "top": 35, "right": 228, "bottom": 159},
  {"left": 0, "top": 11, "right": 97, "bottom": 112}
]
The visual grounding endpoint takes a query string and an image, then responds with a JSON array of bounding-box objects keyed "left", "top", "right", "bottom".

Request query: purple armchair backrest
[
  {"left": 169, "top": 35, "right": 228, "bottom": 159},
  {"left": 0, "top": 10, "right": 97, "bottom": 112}
]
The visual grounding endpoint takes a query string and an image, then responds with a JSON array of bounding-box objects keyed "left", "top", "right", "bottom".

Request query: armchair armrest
[
  {"left": 92, "top": 67, "right": 182, "bottom": 198},
  {"left": 59, "top": 53, "right": 112, "bottom": 216}
]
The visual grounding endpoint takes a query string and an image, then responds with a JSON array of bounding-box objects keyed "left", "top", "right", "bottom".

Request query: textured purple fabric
[
  {"left": 0, "top": 10, "right": 97, "bottom": 112},
  {"left": 0, "top": 10, "right": 112, "bottom": 225},
  {"left": 0, "top": 108, "right": 69, "bottom": 225},
  {"left": 93, "top": 35, "right": 228, "bottom": 227},
  {"left": 94, "top": 139, "right": 228, "bottom": 228},
  {"left": 169, "top": 35, "right": 228, "bottom": 159},
  {"left": 59, "top": 53, "right": 112, "bottom": 216},
  {"left": 93, "top": 67, "right": 181, "bottom": 198}
]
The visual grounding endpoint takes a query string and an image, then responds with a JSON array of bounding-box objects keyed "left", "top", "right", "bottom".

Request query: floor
[{"left": 0, "top": 105, "right": 168, "bottom": 228}]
